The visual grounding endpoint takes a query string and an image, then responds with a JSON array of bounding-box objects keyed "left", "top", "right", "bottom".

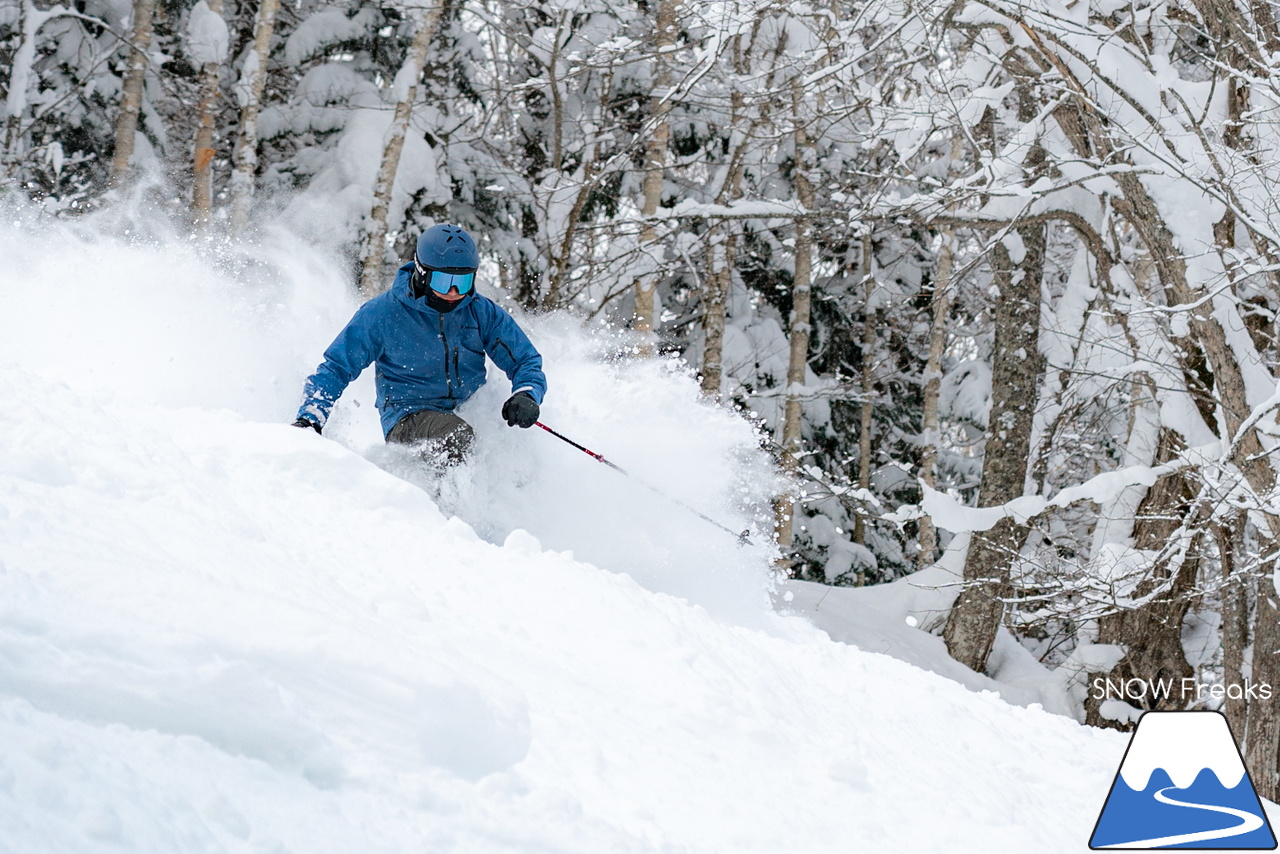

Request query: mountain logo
[{"left": 1090, "top": 710, "right": 1276, "bottom": 849}]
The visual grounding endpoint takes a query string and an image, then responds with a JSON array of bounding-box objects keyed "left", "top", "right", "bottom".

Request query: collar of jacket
[{"left": 391, "top": 262, "right": 477, "bottom": 314}]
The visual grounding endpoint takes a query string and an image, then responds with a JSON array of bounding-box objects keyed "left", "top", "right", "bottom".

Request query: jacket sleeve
[
  {"left": 296, "top": 302, "right": 382, "bottom": 427},
  {"left": 479, "top": 300, "right": 547, "bottom": 404}
]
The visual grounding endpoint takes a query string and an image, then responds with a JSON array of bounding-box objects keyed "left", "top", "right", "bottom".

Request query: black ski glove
[
  {"left": 293, "top": 417, "right": 322, "bottom": 434},
  {"left": 502, "top": 392, "right": 539, "bottom": 428}
]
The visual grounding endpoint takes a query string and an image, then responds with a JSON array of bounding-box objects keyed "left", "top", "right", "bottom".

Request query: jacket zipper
[
  {"left": 494, "top": 337, "right": 516, "bottom": 363},
  {"left": 439, "top": 315, "right": 454, "bottom": 398}
]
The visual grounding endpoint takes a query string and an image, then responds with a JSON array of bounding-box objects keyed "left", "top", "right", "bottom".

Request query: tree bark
[
  {"left": 357, "top": 4, "right": 446, "bottom": 298},
  {"left": 1087, "top": 117, "right": 1280, "bottom": 790},
  {"left": 701, "top": 81, "right": 750, "bottom": 399},
  {"left": 1083, "top": 431, "right": 1200, "bottom": 729},
  {"left": 918, "top": 132, "right": 966, "bottom": 570},
  {"left": 1192, "top": 15, "right": 1280, "bottom": 797},
  {"left": 1040, "top": 32, "right": 1280, "bottom": 790},
  {"left": 772, "top": 76, "right": 816, "bottom": 568},
  {"left": 1218, "top": 512, "right": 1250, "bottom": 739},
  {"left": 1070, "top": 97, "right": 1280, "bottom": 795},
  {"left": 516, "top": 205, "right": 541, "bottom": 310},
  {"left": 918, "top": 225, "right": 954, "bottom": 570},
  {"left": 632, "top": 0, "right": 677, "bottom": 356},
  {"left": 190, "top": 0, "right": 226, "bottom": 226},
  {"left": 942, "top": 221, "right": 1046, "bottom": 673},
  {"left": 228, "top": 0, "right": 280, "bottom": 233},
  {"left": 701, "top": 226, "right": 731, "bottom": 399},
  {"left": 771, "top": 214, "right": 812, "bottom": 565},
  {"left": 109, "top": 0, "right": 157, "bottom": 188},
  {"left": 1248, "top": 587, "right": 1280, "bottom": 800},
  {"left": 853, "top": 231, "right": 875, "bottom": 564}
]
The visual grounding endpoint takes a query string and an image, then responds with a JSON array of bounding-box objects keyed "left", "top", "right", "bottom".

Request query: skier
[{"left": 292, "top": 224, "right": 546, "bottom": 465}]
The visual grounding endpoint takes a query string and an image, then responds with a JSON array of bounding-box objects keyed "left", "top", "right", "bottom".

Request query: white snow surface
[
  {"left": 0, "top": 206, "right": 1220, "bottom": 852},
  {"left": 777, "top": 571, "right": 1082, "bottom": 718}
]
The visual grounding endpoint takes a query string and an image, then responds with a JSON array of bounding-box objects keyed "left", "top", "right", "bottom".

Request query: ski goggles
[{"left": 415, "top": 260, "right": 476, "bottom": 295}]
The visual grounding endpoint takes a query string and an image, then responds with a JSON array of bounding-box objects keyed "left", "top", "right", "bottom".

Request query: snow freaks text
[{"left": 1090, "top": 678, "right": 1273, "bottom": 703}]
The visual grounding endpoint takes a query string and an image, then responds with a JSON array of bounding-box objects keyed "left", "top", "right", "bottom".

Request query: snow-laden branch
[{"left": 904, "top": 450, "right": 1213, "bottom": 534}]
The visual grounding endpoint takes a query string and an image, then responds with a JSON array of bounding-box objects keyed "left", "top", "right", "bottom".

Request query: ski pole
[{"left": 534, "top": 421, "right": 753, "bottom": 546}]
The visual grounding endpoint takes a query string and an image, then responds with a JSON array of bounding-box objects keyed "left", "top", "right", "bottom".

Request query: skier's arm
[
  {"left": 481, "top": 302, "right": 547, "bottom": 404},
  {"left": 296, "top": 303, "right": 382, "bottom": 428}
]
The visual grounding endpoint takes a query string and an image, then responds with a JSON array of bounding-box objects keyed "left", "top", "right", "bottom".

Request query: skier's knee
[
  {"left": 387, "top": 410, "right": 475, "bottom": 466},
  {"left": 438, "top": 421, "right": 474, "bottom": 464}
]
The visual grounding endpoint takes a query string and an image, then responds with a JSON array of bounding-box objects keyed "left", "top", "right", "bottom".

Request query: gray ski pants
[{"left": 386, "top": 410, "right": 475, "bottom": 464}]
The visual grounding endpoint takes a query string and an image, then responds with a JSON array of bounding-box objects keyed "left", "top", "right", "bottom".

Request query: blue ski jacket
[{"left": 297, "top": 263, "right": 547, "bottom": 436}]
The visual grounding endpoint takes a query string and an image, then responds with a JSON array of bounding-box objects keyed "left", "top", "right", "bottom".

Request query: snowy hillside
[{"left": 0, "top": 210, "right": 1212, "bottom": 852}]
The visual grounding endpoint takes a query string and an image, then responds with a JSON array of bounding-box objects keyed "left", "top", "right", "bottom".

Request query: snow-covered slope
[
  {"left": 778, "top": 571, "right": 1082, "bottom": 717},
  {"left": 0, "top": 209, "right": 1190, "bottom": 852}
]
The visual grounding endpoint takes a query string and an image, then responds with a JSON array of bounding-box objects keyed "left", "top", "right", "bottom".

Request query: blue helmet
[{"left": 416, "top": 224, "right": 479, "bottom": 272}]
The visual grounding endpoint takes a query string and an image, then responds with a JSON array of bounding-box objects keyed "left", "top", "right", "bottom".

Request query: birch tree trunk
[
  {"left": 917, "top": 133, "right": 966, "bottom": 570},
  {"left": 357, "top": 4, "right": 446, "bottom": 298},
  {"left": 228, "top": 0, "right": 280, "bottom": 233},
  {"left": 700, "top": 20, "right": 790, "bottom": 394},
  {"left": 701, "top": 226, "right": 731, "bottom": 399},
  {"left": 917, "top": 226, "right": 954, "bottom": 570},
  {"left": 701, "top": 81, "right": 749, "bottom": 399},
  {"left": 772, "top": 214, "right": 813, "bottom": 563},
  {"left": 109, "top": 0, "right": 157, "bottom": 188},
  {"left": 772, "top": 76, "right": 816, "bottom": 565},
  {"left": 942, "top": 218, "right": 1046, "bottom": 673},
  {"left": 853, "top": 232, "right": 875, "bottom": 563},
  {"left": 632, "top": 0, "right": 677, "bottom": 356},
  {"left": 190, "top": 0, "right": 225, "bottom": 226}
]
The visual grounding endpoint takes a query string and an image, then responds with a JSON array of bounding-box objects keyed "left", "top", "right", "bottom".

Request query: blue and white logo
[{"left": 1090, "top": 711, "right": 1276, "bottom": 849}]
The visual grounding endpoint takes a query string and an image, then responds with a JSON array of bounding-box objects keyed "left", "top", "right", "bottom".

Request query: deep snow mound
[
  {"left": 0, "top": 362, "right": 1129, "bottom": 853},
  {"left": 0, "top": 207, "right": 1155, "bottom": 853}
]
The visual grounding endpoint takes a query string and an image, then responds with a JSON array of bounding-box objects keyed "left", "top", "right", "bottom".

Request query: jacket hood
[{"left": 391, "top": 262, "right": 477, "bottom": 313}]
